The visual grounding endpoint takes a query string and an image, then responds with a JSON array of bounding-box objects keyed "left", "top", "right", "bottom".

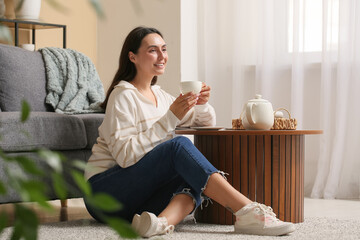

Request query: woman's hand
[
  {"left": 196, "top": 82, "right": 211, "bottom": 105},
  {"left": 170, "top": 92, "right": 199, "bottom": 120}
]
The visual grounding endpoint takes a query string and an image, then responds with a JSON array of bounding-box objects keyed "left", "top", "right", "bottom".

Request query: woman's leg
[
  {"left": 85, "top": 136, "right": 216, "bottom": 222},
  {"left": 135, "top": 135, "right": 220, "bottom": 216},
  {"left": 154, "top": 152, "right": 295, "bottom": 236},
  {"left": 85, "top": 164, "right": 188, "bottom": 222},
  {"left": 156, "top": 172, "right": 251, "bottom": 226},
  {"left": 131, "top": 136, "right": 294, "bottom": 237},
  {"left": 139, "top": 136, "right": 250, "bottom": 224},
  {"left": 158, "top": 194, "right": 194, "bottom": 226},
  {"left": 130, "top": 180, "right": 196, "bottom": 237},
  {"left": 203, "top": 172, "right": 252, "bottom": 213}
]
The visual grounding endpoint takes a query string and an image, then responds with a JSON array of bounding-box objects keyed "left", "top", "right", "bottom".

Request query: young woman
[{"left": 84, "top": 26, "right": 295, "bottom": 238}]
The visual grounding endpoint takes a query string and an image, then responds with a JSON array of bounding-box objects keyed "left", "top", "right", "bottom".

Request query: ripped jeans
[{"left": 84, "top": 136, "right": 219, "bottom": 223}]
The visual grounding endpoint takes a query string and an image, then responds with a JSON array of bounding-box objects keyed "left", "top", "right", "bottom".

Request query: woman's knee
[
  {"left": 168, "top": 136, "right": 198, "bottom": 155},
  {"left": 171, "top": 136, "right": 193, "bottom": 147}
]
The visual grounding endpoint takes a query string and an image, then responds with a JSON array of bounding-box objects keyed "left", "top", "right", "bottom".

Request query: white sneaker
[
  {"left": 234, "top": 202, "right": 296, "bottom": 236},
  {"left": 131, "top": 211, "right": 174, "bottom": 238},
  {"left": 131, "top": 214, "right": 141, "bottom": 231}
]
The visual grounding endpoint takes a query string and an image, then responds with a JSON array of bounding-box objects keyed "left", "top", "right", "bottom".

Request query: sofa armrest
[{"left": 73, "top": 113, "right": 105, "bottom": 149}]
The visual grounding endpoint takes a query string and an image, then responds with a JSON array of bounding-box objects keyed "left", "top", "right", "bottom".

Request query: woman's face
[{"left": 130, "top": 33, "right": 168, "bottom": 78}]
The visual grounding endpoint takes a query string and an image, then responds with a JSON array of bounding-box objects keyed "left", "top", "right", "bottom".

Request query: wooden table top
[{"left": 175, "top": 128, "right": 323, "bottom": 136}]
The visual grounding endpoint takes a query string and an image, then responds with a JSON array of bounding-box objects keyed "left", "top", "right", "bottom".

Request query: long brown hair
[{"left": 100, "top": 26, "right": 163, "bottom": 109}]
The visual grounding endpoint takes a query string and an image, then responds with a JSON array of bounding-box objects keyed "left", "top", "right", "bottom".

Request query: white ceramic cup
[
  {"left": 21, "top": 44, "right": 35, "bottom": 51},
  {"left": 180, "top": 81, "right": 202, "bottom": 94}
]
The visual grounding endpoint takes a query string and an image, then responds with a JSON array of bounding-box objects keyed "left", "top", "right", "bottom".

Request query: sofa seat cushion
[
  {"left": 0, "top": 44, "right": 51, "bottom": 112},
  {"left": 74, "top": 114, "right": 104, "bottom": 149},
  {"left": 0, "top": 112, "right": 87, "bottom": 152}
]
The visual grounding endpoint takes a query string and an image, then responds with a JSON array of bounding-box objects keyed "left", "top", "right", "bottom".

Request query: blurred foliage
[
  {"left": 0, "top": 24, "right": 12, "bottom": 44},
  {"left": 0, "top": 2, "right": 140, "bottom": 238},
  {"left": 0, "top": 101, "right": 138, "bottom": 239}
]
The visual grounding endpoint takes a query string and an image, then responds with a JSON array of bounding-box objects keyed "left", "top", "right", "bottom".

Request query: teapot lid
[{"left": 249, "top": 94, "right": 270, "bottom": 103}]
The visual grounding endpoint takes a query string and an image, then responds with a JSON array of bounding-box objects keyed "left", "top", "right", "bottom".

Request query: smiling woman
[
  {"left": 82, "top": 26, "right": 295, "bottom": 238},
  {"left": 100, "top": 27, "right": 165, "bottom": 110},
  {"left": 129, "top": 33, "right": 168, "bottom": 87}
]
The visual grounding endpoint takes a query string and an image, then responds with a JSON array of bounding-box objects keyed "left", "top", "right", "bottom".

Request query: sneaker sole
[
  {"left": 136, "top": 212, "right": 157, "bottom": 238},
  {"left": 235, "top": 224, "right": 296, "bottom": 236},
  {"left": 131, "top": 214, "right": 141, "bottom": 232}
]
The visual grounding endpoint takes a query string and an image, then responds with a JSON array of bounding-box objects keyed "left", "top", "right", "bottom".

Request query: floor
[
  {"left": 0, "top": 198, "right": 92, "bottom": 225},
  {"left": 304, "top": 198, "right": 360, "bottom": 221},
  {"left": 1, "top": 197, "right": 359, "bottom": 225}
]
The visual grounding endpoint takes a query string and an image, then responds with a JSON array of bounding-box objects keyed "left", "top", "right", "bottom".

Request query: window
[{"left": 288, "top": 0, "right": 339, "bottom": 52}]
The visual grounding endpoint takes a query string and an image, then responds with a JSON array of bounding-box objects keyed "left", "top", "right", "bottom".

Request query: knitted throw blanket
[{"left": 40, "top": 47, "right": 105, "bottom": 114}]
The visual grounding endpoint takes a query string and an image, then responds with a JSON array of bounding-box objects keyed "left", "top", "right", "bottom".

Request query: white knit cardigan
[{"left": 84, "top": 81, "right": 216, "bottom": 180}]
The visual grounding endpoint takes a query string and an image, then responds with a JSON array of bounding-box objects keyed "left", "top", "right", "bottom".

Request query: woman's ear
[{"left": 129, "top": 52, "right": 136, "bottom": 63}]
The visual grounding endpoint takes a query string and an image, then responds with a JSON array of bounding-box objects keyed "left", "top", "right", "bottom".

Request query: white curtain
[{"left": 192, "top": 0, "right": 360, "bottom": 199}]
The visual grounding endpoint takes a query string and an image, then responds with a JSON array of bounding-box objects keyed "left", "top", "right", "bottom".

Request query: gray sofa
[{"left": 0, "top": 43, "right": 104, "bottom": 203}]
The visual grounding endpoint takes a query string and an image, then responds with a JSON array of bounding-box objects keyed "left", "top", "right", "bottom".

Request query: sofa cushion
[
  {"left": 0, "top": 112, "right": 87, "bottom": 151},
  {"left": 74, "top": 114, "right": 104, "bottom": 149},
  {"left": 0, "top": 44, "right": 51, "bottom": 112}
]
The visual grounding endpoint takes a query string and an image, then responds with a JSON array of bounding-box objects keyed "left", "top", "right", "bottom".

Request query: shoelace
[{"left": 254, "top": 203, "right": 278, "bottom": 222}]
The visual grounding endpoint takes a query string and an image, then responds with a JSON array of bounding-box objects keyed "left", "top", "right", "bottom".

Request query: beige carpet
[{"left": 1, "top": 217, "right": 359, "bottom": 240}]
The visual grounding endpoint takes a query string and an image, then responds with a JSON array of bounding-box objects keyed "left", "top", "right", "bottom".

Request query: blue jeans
[{"left": 84, "top": 136, "right": 219, "bottom": 223}]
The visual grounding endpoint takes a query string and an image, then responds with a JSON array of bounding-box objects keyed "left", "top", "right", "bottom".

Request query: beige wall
[
  {"left": 3, "top": 0, "right": 97, "bottom": 64},
  {"left": 36, "top": 0, "right": 97, "bottom": 65},
  {"left": 97, "top": 0, "right": 181, "bottom": 95}
]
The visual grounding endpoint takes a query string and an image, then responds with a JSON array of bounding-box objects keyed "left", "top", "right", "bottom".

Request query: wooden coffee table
[{"left": 175, "top": 129, "right": 322, "bottom": 224}]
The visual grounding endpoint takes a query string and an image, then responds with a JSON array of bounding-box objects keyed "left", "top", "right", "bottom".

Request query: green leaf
[
  {"left": 106, "top": 217, "right": 138, "bottom": 239},
  {"left": 91, "top": 193, "right": 122, "bottom": 212},
  {"left": 13, "top": 156, "right": 44, "bottom": 176},
  {"left": 52, "top": 172, "right": 67, "bottom": 200},
  {"left": 37, "top": 149, "right": 63, "bottom": 172},
  {"left": 89, "top": 0, "right": 106, "bottom": 19},
  {"left": 0, "top": 212, "right": 8, "bottom": 233},
  {"left": 44, "top": 0, "right": 69, "bottom": 13},
  {"left": 0, "top": 150, "right": 11, "bottom": 162},
  {"left": 71, "top": 170, "right": 91, "bottom": 196},
  {"left": 0, "top": 24, "right": 12, "bottom": 43},
  {"left": 6, "top": 166, "right": 26, "bottom": 182},
  {"left": 10, "top": 222, "right": 22, "bottom": 240},
  {"left": 71, "top": 160, "right": 87, "bottom": 171},
  {"left": 20, "top": 100, "right": 31, "bottom": 123},
  {"left": 13, "top": 204, "right": 38, "bottom": 240},
  {"left": 0, "top": 181, "right": 7, "bottom": 195},
  {"left": 19, "top": 180, "right": 52, "bottom": 211},
  {"left": 0, "top": 151, "right": 20, "bottom": 163}
]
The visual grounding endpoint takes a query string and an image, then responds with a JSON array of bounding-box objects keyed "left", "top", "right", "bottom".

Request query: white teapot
[{"left": 241, "top": 94, "right": 274, "bottom": 130}]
